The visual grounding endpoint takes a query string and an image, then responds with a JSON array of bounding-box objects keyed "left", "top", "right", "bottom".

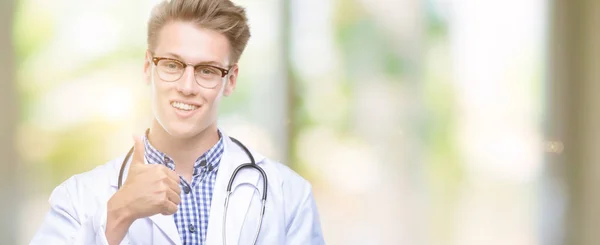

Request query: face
[{"left": 144, "top": 21, "right": 238, "bottom": 139}]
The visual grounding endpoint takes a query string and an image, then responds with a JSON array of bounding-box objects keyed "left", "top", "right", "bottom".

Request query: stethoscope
[{"left": 117, "top": 133, "right": 268, "bottom": 245}]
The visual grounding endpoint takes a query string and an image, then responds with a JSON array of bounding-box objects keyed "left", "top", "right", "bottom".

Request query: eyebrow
[{"left": 162, "top": 52, "right": 227, "bottom": 68}]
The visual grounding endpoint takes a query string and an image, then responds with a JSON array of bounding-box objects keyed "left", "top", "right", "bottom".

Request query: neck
[{"left": 147, "top": 119, "right": 220, "bottom": 171}]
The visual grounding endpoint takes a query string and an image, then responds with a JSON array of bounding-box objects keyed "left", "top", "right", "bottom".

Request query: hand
[
  {"left": 105, "top": 134, "right": 181, "bottom": 245},
  {"left": 110, "top": 134, "right": 182, "bottom": 220}
]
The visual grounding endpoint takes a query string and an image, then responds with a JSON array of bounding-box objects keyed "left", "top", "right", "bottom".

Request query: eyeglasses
[{"left": 150, "top": 56, "right": 231, "bottom": 89}]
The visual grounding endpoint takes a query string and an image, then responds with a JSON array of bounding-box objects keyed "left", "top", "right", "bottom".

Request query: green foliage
[
  {"left": 335, "top": 16, "right": 406, "bottom": 81},
  {"left": 12, "top": 0, "right": 55, "bottom": 64}
]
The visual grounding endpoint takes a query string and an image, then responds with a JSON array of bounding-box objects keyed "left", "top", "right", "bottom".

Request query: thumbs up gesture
[
  {"left": 108, "top": 135, "right": 182, "bottom": 221},
  {"left": 105, "top": 135, "right": 181, "bottom": 244}
]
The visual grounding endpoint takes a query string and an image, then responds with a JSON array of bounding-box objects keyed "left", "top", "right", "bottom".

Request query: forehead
[{"left": 153, "top": 21, "right": 231, "bottom": 66}]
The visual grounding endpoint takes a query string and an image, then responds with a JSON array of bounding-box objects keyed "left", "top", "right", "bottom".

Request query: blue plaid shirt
[{"left": 143, "top": 133, "right": 224, "bottom": 245}]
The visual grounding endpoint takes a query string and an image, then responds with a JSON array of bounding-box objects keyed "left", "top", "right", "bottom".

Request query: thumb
[{"left": 130, "top": 134, "right": 146, "bottom": 166}]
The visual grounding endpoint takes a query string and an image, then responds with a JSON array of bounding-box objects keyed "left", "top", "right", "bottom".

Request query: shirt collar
[{"left": 143, "top": 130, "right": 225, "bottom": 175}]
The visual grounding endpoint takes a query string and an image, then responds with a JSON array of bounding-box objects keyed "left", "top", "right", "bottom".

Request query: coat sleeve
[
  {"left": 285, "top": 184, "right": 326, "bottom": 245},
  {"left": 29, "top": 177, "right": 112, "bottom": 245}
]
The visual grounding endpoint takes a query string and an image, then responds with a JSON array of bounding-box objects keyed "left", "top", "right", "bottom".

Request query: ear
[
  {"left": 143, "top": 50, "right": 152, "bottom": 85},
  {"left": 223, "top": 64, "right": 238, "bottom": 96}
]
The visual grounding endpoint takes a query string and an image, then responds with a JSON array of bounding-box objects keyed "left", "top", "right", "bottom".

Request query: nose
[{"left": 176, "top": 66, "right": 200, "bottom": 96}]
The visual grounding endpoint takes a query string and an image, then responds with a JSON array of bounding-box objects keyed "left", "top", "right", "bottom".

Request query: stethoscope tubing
[{"left": 116, "top": 135, "right": 267, "bottom": 245}]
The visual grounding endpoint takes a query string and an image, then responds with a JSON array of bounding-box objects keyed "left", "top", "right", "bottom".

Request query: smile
[{"left": 171, "top": 101, "right": 199, "bottom": 111}]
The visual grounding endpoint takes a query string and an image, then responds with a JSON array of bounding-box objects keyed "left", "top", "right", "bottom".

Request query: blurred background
[{"left": 0, "top": 0, "right": 598, "bottom": 244}]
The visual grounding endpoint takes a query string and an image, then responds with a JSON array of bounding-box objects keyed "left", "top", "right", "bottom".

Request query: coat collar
[
  {"left": 109, "top": 131, "right": 265, "bottom": 186},
  {"left": 110, "top": 131, "right": 266, "bottom": 245}
]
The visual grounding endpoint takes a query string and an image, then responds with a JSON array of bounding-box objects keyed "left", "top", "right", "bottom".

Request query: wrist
[
  {"left": 107, "top": 193, "right": 135, "bottom": 225},
  {"left": 107, "top": 205, "right": 134, "bottom": 226},
  {"left": 105, "top": 194, "right": 135, "bottom": 245}
]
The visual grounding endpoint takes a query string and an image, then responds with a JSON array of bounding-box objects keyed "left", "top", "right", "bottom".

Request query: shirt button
[
  {"left": 183, "top": 186, "right": 191, "bottom": 194},
  {"left": 189, "top": 224, "right": 196, "bottom": 233}
]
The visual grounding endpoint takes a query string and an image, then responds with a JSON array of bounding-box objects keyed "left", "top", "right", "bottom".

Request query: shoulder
[
  {"left": 58, "top": 156, "right": 123, "bottom": 190},
  {"left": 258, "top": 157, "right": 324, "bottom": 240},
  {"left": 258, "top": 157, "right": 316, "bottom": 212},
  {"left": 48, "top": 156, "right": 125, "bottom": 209},
  {"left": 260, "top": 157, "right": 312, "bottom": 193}
]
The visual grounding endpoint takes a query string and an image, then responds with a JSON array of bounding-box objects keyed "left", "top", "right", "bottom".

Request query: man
[{"left": 30, "top": 0, "right": 325, "bottom": 244}]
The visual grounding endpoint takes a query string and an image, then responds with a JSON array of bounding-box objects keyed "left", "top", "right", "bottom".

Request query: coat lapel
[
  {"left": 205, "top": 135, "right": 265, "bottom": 245},
  {"left": 148, "top": 214, "right": 181, "bottom": 245}
]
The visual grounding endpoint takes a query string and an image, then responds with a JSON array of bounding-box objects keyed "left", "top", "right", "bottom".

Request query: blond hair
[{"left": 147, "top": 0, "right": 251, "bottom": 63}]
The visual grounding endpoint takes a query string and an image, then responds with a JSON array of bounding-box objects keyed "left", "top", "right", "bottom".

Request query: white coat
[{"left": 30, "top": 133, "right": 325, "bottom": 245}]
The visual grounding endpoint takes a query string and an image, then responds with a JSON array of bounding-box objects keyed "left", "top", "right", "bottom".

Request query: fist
[{"left": 109, "top": 134, "right": 182, "bottom": 221}]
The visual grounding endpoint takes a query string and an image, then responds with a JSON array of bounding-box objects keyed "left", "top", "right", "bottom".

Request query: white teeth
[{"left": 171, "top": 101, "right": 198, "bottom": 111}]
